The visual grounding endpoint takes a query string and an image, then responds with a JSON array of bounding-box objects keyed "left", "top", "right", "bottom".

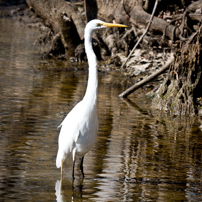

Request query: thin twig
[
  {"left": 182, "top": 22, "right": 202, "bottom": 51},
  {"left": 119, "top": 53, "right": 174, "bottom": 98},
  {"left": 121, "top": 0, "right": 159, "bottom": 69}
]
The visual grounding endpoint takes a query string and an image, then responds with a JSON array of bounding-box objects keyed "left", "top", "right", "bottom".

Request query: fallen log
[{"left": 130, "top": 4, "right": 177, "bottom": 41}]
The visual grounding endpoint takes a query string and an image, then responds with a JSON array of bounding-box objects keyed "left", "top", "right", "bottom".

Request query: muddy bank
[{"left": 2, "top": 1, "right": 202, "bottom": 115}]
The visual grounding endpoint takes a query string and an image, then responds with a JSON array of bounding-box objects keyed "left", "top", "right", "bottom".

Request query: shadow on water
[{"left": 1, "top": 18, "right": 202, "bottom": 201}]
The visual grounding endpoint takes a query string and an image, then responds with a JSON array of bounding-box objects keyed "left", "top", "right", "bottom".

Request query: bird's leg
[
  {"left": 72, "top": 148, "right": 77, "bottom": 181},
  {"left": 80, "top": 156, "right": 85, "bottom": 178},
  {"left": 72, "top": 160, "right": 75, "bottom": 181}
]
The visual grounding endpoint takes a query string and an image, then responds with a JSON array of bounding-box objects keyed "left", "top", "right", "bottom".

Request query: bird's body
[
  {"left": 56, "top": 19, "right": 126, "bottom": 180},
  {"left": 56, "top": 99, "right": 98, "bottom": 169}
]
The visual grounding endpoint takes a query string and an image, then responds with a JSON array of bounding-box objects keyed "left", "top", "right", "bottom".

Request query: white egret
[{"left": 56, "top": 19, "right": 127, "bottom": 180}]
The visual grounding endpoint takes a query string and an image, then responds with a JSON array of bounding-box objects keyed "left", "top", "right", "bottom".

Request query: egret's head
[{"left": 86, "top": 19, "right": 127, "bottom": 31}]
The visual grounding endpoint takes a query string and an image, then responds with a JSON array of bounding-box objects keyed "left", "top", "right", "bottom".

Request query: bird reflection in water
[{"left": 55, "top": 179, "right": 84, "bottom": 202}]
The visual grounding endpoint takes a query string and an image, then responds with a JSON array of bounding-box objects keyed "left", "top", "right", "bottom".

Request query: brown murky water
[{"left": 1, "top": 18, "right": 202, "bottom": 202}]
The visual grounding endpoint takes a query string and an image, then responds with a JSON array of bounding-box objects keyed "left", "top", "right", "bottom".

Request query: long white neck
[{"left": 83, "top": 28, "right": 98, "bottom": 106}]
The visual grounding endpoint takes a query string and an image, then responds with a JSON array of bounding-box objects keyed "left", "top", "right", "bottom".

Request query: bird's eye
[{"left": 97, "top": 23, "right": 103, "bottom": 27}]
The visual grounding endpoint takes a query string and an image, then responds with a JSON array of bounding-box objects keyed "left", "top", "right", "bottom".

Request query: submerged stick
[
  {"left": 121, "top": 0, "right": 159, "bottom": 69},
  {"left": 119, "top": 54, "right": 174, "bottom": 98}
]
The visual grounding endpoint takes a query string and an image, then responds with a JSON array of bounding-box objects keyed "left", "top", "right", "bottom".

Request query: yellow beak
[{"left": 103, "top": 23, "right": 127, "bottom": 28}]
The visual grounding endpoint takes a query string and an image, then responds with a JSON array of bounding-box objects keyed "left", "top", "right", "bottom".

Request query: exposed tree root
[{"left": 153, "top": 34, "right": 202, "bottom": 115}]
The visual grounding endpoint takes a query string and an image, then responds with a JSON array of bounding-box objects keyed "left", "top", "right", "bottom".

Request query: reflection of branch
[
  {"left": 120, "top": 98, "right": 152, "bottom": 116},
  {"left": 119, "top": 54, "right": 174, "bottom": 98},
  {"left": 121, "top": 0, "right": 159, "bottom": 69}
]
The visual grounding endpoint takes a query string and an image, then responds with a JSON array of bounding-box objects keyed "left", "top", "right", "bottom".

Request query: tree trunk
[
  {"left": 26, "top": 0, "right": 84, "bottom": 59},
  {"left": 152, "top": 35, "right": 202, "bottom": 115},
  {"left": 84, "top": 0, "right": 97, "bottom": 22}
]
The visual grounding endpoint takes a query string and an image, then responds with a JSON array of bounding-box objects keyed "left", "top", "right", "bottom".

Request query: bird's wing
[
  {"left": 58, "top": 101, "right": 82, "bottom": 128},
  {"left": 57, "top": 101, "right": 83, "bottom": 153}
]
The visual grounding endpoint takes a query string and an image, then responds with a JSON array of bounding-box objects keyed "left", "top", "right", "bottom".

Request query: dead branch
[
  {"left": 121, "top": 0, "right": 159, "bottom": 69},
  {"left": 119, "top": 54, "right": 174, "bottom": 98}
]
